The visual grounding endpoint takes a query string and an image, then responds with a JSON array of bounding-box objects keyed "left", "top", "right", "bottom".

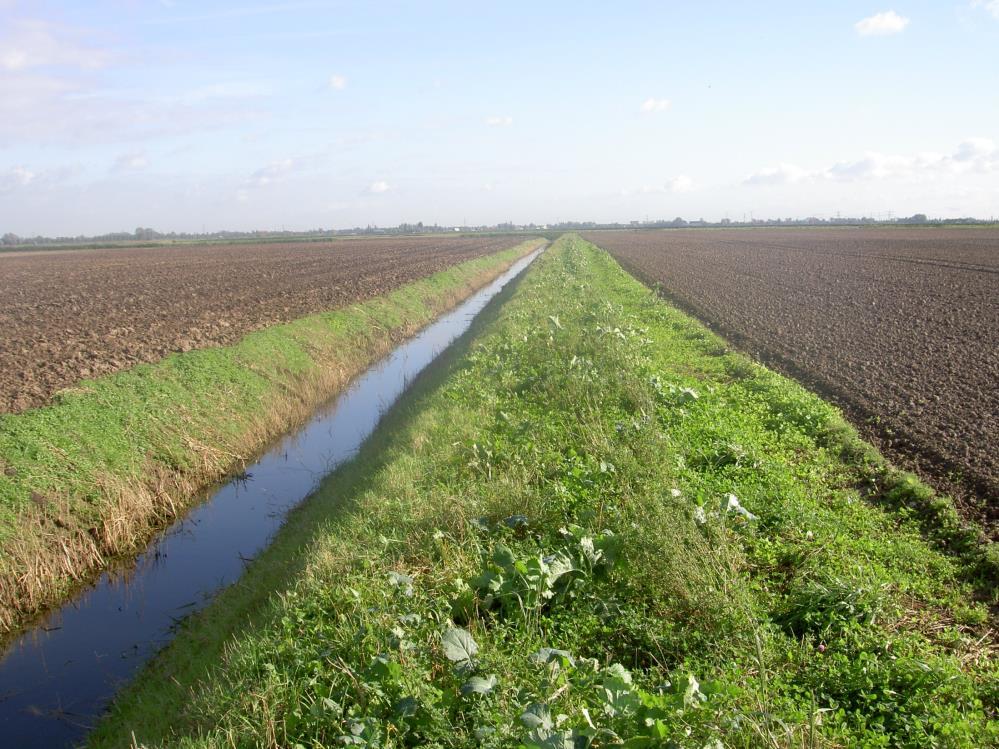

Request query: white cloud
[
  {"left": 0, "top": 163, "right": 82, "bottom": 194},
  {"left": 971, "top": 1, "right": 999, "bottom": 19},
  {"left": 854, "top": 10, "right": 910, "bottom": 36},
  {"left": 953, "top": 137, "right": 997, "bottom": 162},
  {"left": 0, "top": 75, "right": 266, "bottom": 145},
  {"left": 667, "top": 175, "right": 694, "bottom": 193},
  {"left": 744, "top": 163, "right": 812, "bottom": 185},
  {"left": 368, "top": 180, "right": 391, "bottom": 194},
  {"left": 12, "top": 166, "right": 34, "bottom": 185},
  {"left": 246, "top": 158, "right": 295, "bottom": 188},
  {"left": 0, "top": 19, "right": 112, "bottom": 71},
  {"left": 0, "top": 20, "right": 268, "bottom": 146},
  {"left": 825, "top": 140, "right": 998, "bottom": 180},
  {"left": 113, "top": 152, "right": 148, "bottom": 172},
  {"left": 0, "top": 165, "right": 35, "bottom": 191},
  {"left": 746, "top": 139, "right": 999, "bottom": 187},
  {"left": 328, "top": 74, "right": 347, "bottom": 90},
  {"left": 485, "top": 115, "right": 513, "bottom": 127},
  {"left": 826, "top": 152, "right": 905, "bottom": 180},
  {"left": 640, "top": 97, "right": 671, "bottom": 113}
]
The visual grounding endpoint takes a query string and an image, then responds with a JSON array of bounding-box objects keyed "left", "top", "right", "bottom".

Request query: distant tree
[
  {"left": 2, "top": 232, "right": 20, "bottom": 246},
  {"left": 134, "top": 226, "right": 159, "bottom": 240}
]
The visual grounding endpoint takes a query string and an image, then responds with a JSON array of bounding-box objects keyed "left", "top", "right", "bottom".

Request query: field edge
[
  {"left": 0, "top": 238, "right": 543, "bottom": 640},
  {"left": 582, "top": 228, "right": 999, "bottom": 539},
  {"left": 589, "top": 235, "right": 999, "bottom": 591}
]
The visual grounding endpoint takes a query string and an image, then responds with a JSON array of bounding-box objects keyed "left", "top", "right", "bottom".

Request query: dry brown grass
[{"left": 0, "top": 243, "right": 541, "bottom": 639}]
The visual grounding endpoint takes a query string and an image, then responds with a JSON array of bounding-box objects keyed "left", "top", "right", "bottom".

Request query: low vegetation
[
  {"left": 90, "top": 236, "right": 996, "bottom": 748},
  {"left": 0, "top": 239, "right": 542, "bottom": 637},
  {"left": 585, "top": 227, "right": 999, "bottom": 530}
]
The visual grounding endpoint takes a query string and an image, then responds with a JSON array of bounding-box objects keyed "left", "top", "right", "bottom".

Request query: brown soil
[
  {"left": 0, "top": 236, "right": 513, "bottom": 414},
  {"left": 584, "top": 227, "right": 999, "bottom": 526}
]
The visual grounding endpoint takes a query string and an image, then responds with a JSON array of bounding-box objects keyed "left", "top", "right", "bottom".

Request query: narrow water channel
[{"left": 0, "top": 247, "right": 543, "bottom": 748}]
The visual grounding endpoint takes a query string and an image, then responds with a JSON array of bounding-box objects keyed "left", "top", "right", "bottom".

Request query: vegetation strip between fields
[
  {"left": 90, "top": 235, "right": 995, "bottom": 748},
  {"left": 0, "top": 239, "right": 543, "bottom": 638},
  {"left": 583, "top": 228, "right": 999, "bottom": 537}
]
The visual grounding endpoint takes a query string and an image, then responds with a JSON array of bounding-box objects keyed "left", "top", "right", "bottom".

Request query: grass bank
[
  {"left": 0, "top": 239, "right": 543, "bottom": 637},
  {"left": 91, "top": 236, "right": 995, "bottom": 748}
]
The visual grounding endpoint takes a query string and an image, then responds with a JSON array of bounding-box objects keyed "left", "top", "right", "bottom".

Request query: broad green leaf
[
  {"left": 460, "top": 674, "right": 498, "bottom": 696},
  {"left": 677, "top": 673, "right": 706, "bottom": 708},
  {"left": 492, "top": 543, "right": 517, "bottom": 567},
  {"left": 442, "top": 627, "right": 478, "bottom": 663},
  {"left": 604, "top": 663, "right": 633, "bottom": 683},
  {"left": 394, "top": 696, "right": 419, "bottom": 717},
  {"left": 503, "top": 514, "right": 529, "bottom": 528},
  {"left": 530, "top": 648, "right": 576, "bottom": 667},
  {"left": 520, "top": 702, "right": 553, "bottom": 730},
  {"left": 387, "top": 571, "right": 414, "bottom": 596},
  {"left": 545, "top": 551, "right": 577, "bottom": 582},
  {"left": 525, "top": 729, "right": 577, "bottom": 749}
]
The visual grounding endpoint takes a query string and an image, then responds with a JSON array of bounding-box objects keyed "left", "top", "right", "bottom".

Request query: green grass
[
  {"left": 89, "top": 235, "right": 996, "bottom": 748},
  {"left": 0, "top": 239, "right": 541, "bottom": 634}
]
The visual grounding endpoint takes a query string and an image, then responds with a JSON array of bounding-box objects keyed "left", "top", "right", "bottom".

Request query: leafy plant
[{"left": 460, "top": 523, "right": 619, "bottom": 620}]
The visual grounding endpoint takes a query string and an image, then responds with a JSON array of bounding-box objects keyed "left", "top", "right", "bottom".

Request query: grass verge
[
  {"left": 90, "top": 235, "right": 996, "bottom": 748},
  {"left": 0, "top": 239, "right": 543, "bottom": 637}
]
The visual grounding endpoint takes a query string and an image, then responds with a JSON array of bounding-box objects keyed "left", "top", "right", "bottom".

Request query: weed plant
[{"left": 91, "top": 236, "right": 996, "bottom": 748}]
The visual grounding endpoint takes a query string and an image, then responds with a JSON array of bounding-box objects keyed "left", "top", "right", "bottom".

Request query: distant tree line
[
  {"left": 2, "top": 214, "right": 995, "bottom": 249},
  {"left": 549, "top": 213, "right": 992, "bottom": 230}
]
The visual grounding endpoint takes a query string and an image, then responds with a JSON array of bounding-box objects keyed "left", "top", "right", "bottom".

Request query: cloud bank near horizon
[{"left": 0, "top": 2, "right": 997, "bottom": 234}]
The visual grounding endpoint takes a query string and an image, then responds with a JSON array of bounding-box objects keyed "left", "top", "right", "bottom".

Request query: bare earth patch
[
  {"left": 585, "top": 227, "right": 999, "bottom": 526},
  {"left": 0, "top": 236, "right": 513, "bottom": 413}
]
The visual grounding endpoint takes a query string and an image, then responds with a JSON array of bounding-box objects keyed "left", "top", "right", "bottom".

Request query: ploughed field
[
  {"left": 584, "top": 227, "right": 999, "bottom": 522},
  {"left": 0, "top": 236, "right": 513, "bottom": 414}
]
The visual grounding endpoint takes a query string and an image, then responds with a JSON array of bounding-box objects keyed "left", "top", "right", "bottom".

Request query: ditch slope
[
  {"left": 89, "top": 235, "right": 996, "bottom": 749},
  {"left": 0, "top": 240, "right": 542, "bottom": 637}
]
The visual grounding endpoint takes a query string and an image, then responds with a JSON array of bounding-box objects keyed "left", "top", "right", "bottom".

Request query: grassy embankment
[
  {"left": 0, "top": 239, "right": 543, "bottom": 637},
  {"left": 89, "top": 235, "right": 996, "bottom": 748}
]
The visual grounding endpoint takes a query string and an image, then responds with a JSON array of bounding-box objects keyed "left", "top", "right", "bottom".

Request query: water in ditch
[{"left": 0, "top": 247, "right": 543, "bottom": 747}]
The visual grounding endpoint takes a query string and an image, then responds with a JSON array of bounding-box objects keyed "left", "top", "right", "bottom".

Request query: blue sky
[{"left": 1, "top": 0, "right": 998, "bottom": 234}]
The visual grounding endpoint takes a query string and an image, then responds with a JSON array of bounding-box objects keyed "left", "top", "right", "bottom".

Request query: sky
[{"left": 1, "top": 0, "right": 998, "bottom": 235}]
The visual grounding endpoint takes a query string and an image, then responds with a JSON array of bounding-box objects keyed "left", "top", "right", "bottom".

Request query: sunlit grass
[{"left": 90, "top": 236, "right": 996, "bottom": 748}]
